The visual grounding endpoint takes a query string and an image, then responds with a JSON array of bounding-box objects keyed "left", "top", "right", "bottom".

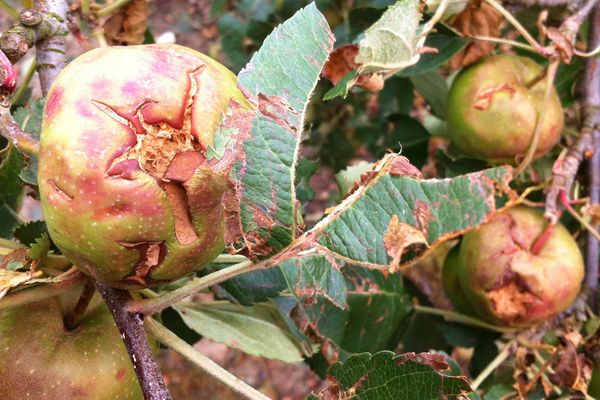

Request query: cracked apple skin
[
  {"left": 39, "top": 44, "right": 250, "bottom": 288},
  {"left": 447, "top": 55, "right": 563, "bottom": 164},
  {"left": 457, "top": 206, "right": 583, "bottom": 327},
  {"left": 0, "top": 293, "right": 143, "bottom": 399}
]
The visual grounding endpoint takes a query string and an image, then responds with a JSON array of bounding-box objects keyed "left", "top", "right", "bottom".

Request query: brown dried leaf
[
  {"left": 550, "top": 339, "right": 589, "bottom": 394},
  {"left": 0, "top": 249, "right": 43, "bottom": 299},
  {"left": 384, "top": 214, "right": 428, "bottom": 273},
  {"left": 104, "top": 0, "right": 148, "bottom": 46},
  {"left": 449, "top": 1, "right": 503, "bottom": 69},
  {"left": 322, "top": 44, "right": 386, "bottom": 93}
]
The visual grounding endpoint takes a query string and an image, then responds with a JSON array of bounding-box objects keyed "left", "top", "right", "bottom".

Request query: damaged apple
[
  {"left": 39, "top": 44, "right": 250, "bottom": 288},
  {"left": 447, "top": 55, "right": 564, "bottom": 164},
  {"left": 454, "top": 206, "right": 584, "bottom": 327}
]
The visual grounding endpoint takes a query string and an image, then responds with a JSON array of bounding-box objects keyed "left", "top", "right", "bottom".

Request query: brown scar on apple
[
  {"left": 472, "top": 83, "right": 516, "bottom": 110},
  {"left": 119, "top": 241, "right": 165, "bottom": 286},
  {"left": 47, "top": 179, "right": 74, "bottom": 201}
]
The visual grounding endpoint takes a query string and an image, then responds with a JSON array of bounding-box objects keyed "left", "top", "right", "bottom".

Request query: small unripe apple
[
  {"left": 457, "top": 206, "right": 583, "bottom": 327},
  {"left": 447, "top": 55, "right": 563, "bottom": 163},
  {"left": 39, "top": 44, "right": 250, "bottom": 288},
  {"left": 0, "top": 292, "right": 143, "bottom": 399}
]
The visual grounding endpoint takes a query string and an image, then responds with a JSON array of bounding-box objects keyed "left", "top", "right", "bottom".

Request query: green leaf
[
  {"left": 26, "top": 234, "right": 50, "bottom": 260},
  {"left": 12, "top": 99, "right": 44, "bottom": 140},
  {"left": 336, "top": 161, "right": 373, "bottom": 197},
  {"left": 13, "top": 99, "right": 44, "bottom": 186},
  {"left": 397, "top": 27, "right": 468, "bottom": 77},
  {"left": 355, "top": 0, "right": 422, "bottom": 73},
  {"left": 0, "top": 144, "right": 25, "bottom": 238},
  {"left": 309, "top": 351, "right": 471, "bottom": 399},
  {"left": 295, "top": 157, "right": 319, "bottom": 203},
  {"left": 12, "top": 220, "right": 49, "bottom": 246},
  {"left": 174, "top": 302, "right": 305, "bottom": 363},
  {"left": 483, "top": 384, "right": 515, "bottom": 400},
  {"left": 203, "top": 264, "right": 287, "bottom": 305},
  {"left": 280, "top": 255, "right": 347, "bottom": 308},
  {"left": 227, "top": 3, "right": 334, "bottom": 256},
  {"left": 410, "top": 71, "right": 448, "bottom": 119},
  {"left": 316, "top": 156, "right": 513, "bottom": 268},
  {"left": 323, "top": 70, "right": 358, "bottom": 101},
  {"left": 218, "top": 13, "right": 248, "bottom": 71}
]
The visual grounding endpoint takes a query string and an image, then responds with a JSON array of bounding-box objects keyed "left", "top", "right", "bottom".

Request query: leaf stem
[
  {"left": 413, "top": 304, "right": 516, "bottom": 333},
  {"left": 471, "top": 340, "right": 515, "bottom": 390},
  {"left": 12, "top": 59, "right": 37, "bottom": 105},
  {"left": 97, "top": 0, "right": 131, "bottom": 17},
  {"left": 0, "top": 237, "right": 22, "bottom": 250},
  {"left": 470, "top": 35, "right": 538, "bottom": 53},
  {"left": 126, "top": 260, "right": 257, "bottom": 316},
  {"left": 63, "top": 278, "right": 95, "bottom": 330},
  {"left": 213, "top": 254, "right": 249, "bottom": 264},
  {"left": 146, "top": 319, "right": 271, "bottom": 400},
  {"left": 485, "top": 0, "right": 542, "bottom": 51},
  {"left": 0, "top": 0, "right": 19, "bottom": 20}
]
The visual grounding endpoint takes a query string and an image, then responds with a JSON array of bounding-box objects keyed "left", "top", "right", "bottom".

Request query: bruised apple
[
  {"left": 457, "top": 206, "right": 584, "bottom": 327},
  {"left": 39, "top": 44, "right": 250, "bottom": 288},
  {"left": 447, "top": 55, "right": 563, "bottom": 163},
  {"left": 0, "top": 291, "right": 143, "bottom": 399}
]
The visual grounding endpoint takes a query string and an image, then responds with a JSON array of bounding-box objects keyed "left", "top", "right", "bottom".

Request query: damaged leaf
[
  {"left": 308, "top": 351, "right": 471, "bottom": 399},
  {"left": 314, "top": 154, "right": 514, "bottom": 269},
  {"left": 224, "top": 4, "right": 334, "bottom": 257},
  {"left": 104, "top": 0, "right": 148, "bottom": 46}
]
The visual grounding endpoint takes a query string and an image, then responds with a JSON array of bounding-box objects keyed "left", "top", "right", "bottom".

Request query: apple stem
[
  {"left": 63, "top": 279, "right": 95, "bottom": 330},
  {"left": 94, "top": 280, "right": 173, "bottom": 400},
  {"left": 530, "top": 221, "right": 555, "bottom": 255}
]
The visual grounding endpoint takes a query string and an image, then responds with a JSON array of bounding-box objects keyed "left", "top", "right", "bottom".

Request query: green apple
[
  {"left": 447, "top": 55, "right": 563, "bottom": 164},
  {"left": 0, "top": 291, "right": 143, "bottom": 399},
  {"left": 442, "top": 245, "right": 477, "bottom": 316},
  {"left": 457, "top": 206, "right": 583, "bottom": 327}
]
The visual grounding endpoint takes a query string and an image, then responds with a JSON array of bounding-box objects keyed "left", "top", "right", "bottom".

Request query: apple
[
  {"left": 447, "top": 55, "right": 564, "bottom": 164},
  {"left": 0, "top": 290, "right": 144, "bottom": 399},
  {"left": 39, "top": 44, "right": 251, "bottom": 288},
  {"left": 457, "top": 206, "right": 583, "bottom": 327},
  {"left": 442, "top": 245, "right": 477, "bottom": 316}
]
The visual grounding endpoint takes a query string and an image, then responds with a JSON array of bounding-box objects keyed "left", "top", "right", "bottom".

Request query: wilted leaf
[
  {"left": 449, "top": 2, "right": 503, "bottom": 69},
  {"left": 335, "top": 161, "right": 373, "bottom": 197},
  {"left": 174, "top": 302, "right": 306, "bottom": 363},
  {"left": 0, "top": 268, "right": 43, "bottom": 298},
  {"left": 309, "top": 351, "right": 471, "bottom": 399},
  {"left": 104, "top": 0, "right": 148, "bottom": 46},
  {"left": 355, "top": 0, "right": 422, "bottom": 73},
  {"left": 383, "top": 214, "right": 427, "bottom": 272}
]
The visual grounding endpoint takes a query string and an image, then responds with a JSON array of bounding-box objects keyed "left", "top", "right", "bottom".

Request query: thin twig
[
  {"left": 0, "top": 0, "right": 19, "bottom": 20},
  {"left": 146, "top": 319, "right": 271, "bottom": 400},
  {"left": 12, "top": 59, "right": 36, "bottom": 105},
  {"left": 485, "top": 0, "right": 543, "bottom": 51},
  {"left": 413, "top": 304, "right": 517, "bottom": 333},
  {"left": 126, "top": 260, "right": 256, "bottom": 316},
  {"left": 97, "top": 0, "right": 132, "bottom": 17},
  {"left": 94, "top": 280, "right": 173, "bottom": 400},
  {"left": 470, "top": 35, "right": 538, "bottom": 53},
  {"left": 471, "top": 341, "right": 515, "bottom": 390},
  {"left": 585, "top": 3, "right": 600, "bottom": 313}
]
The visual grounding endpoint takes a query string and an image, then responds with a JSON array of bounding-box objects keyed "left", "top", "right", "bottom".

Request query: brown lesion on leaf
[
  {"left": 383, "top": 214, "right": 428, "bottom": 273},
  {"left": 119, "top": 241, "right": 165, "bottom": 286},
  {"left": 257, "top": 93, "right": 298, "bottom": 134}
]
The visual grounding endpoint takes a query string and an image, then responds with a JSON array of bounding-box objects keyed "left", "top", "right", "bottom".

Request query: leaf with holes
[{"left": 308, "top": 351, "right": 471, "bottom": 399}]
